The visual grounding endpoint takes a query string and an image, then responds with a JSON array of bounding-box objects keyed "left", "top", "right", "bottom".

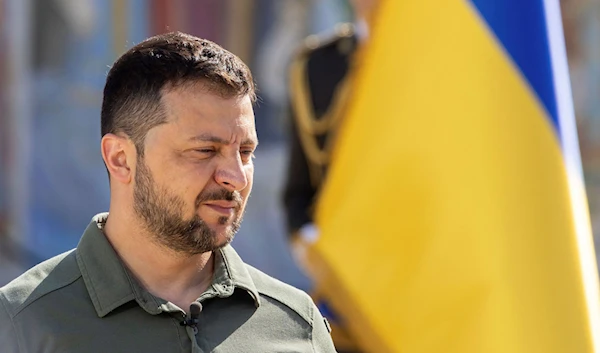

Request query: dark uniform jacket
[{"left": 283, "top": 24, "right": 359, "bottom": 237}]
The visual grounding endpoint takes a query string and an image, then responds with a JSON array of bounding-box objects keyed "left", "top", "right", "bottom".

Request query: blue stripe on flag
[{"left": 469, "top": 0, "right": 559, "bottom": 133}]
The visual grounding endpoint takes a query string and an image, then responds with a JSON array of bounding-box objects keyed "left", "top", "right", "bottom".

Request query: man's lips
[{"left": 202, "top": 201, "right": 238, "bottom": 215}]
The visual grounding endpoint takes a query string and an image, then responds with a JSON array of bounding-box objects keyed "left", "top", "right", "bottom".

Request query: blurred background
[{"left": 0, "top": 0, "right": 599, "bottom": 290}]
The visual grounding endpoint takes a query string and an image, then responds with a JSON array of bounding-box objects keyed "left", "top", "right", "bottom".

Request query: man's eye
[
  {"left": 241, "top": 150, "right": 255, "bottom": 160},
  {"left": 196, "top": 149, "right": 215, "bottom": 154}
]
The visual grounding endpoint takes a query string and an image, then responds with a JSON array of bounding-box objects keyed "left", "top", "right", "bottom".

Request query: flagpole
[{"left": 544, "top": 0, "right": 600, "bottom": 350}]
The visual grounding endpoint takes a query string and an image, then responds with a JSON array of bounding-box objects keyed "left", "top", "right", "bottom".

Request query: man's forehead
[{"left": 146, "top": 93, "right": 256, "bottom": 143}]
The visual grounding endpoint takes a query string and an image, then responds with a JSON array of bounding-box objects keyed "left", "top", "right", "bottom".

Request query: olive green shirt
[{"left": 0, "top": 214, "right": 336, "bottom": 352}]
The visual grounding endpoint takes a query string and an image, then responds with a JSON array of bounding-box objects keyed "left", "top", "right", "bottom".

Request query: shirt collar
[
  {"left": 76, "top": 213, "right": 260, "bottom": 318},
  {"left": 214, "top": 245, "right": 261, "bottom": 307}
]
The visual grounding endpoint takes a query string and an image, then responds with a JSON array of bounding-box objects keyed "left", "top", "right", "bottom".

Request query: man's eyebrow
[{"left": 189, "top": 134, "right": 258, "bottom": 146}]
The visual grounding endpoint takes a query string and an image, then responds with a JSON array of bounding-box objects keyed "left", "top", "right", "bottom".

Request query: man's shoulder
[
  {"left": 0, "top": 249, "right": 80, "bottom": 318},
  {"left": 244, "top": 264, "right": 315, "bottom": 327}
]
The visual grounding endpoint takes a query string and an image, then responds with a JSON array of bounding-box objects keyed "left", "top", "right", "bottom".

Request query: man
[
  {"left": 283, "top": 1, "right": 379, "bottom": 352},
  {"left": 0, "top": 32, "right": 336, "bottom": 352}
]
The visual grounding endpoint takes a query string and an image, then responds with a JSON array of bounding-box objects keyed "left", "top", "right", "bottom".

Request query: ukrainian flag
[{"left": 310, "top": 0, "right": 600, "bottom": 352}]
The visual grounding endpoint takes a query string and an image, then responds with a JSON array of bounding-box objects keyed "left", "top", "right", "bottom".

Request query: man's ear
[{"left": 101, "top": 133, "right": 134, "bottom": 184}]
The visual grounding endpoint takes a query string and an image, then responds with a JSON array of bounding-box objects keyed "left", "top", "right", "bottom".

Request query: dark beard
[{"left": 133, "top": 158, "right": 244, "bottom": 255}]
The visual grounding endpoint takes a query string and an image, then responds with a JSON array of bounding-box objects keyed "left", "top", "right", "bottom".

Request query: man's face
[{"left": 133, "top": 84, "right": 257, "bottom": 255}]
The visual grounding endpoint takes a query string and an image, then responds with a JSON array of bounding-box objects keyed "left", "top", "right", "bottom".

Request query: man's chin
[
  {"left": 200, "top": 216, "right": 241, "bottom": 249},
  {"left": 211, "top": 226, "right": 235, "bottom": 247},
  {"left": 205, "top": 235, "right": 231, "bottom": 252}
]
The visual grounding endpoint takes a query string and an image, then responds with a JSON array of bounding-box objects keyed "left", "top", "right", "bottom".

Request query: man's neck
[{"left": 102, "top": 211, "right": 215, "bottom": 311}]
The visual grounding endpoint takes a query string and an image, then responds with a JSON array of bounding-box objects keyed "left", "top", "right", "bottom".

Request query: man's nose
[{"left": 214, "top": 154, "right": 248, "bottom": 191}]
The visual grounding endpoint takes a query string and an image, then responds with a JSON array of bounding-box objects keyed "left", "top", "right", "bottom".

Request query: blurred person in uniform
[{"left": 282, "top": 0, "right": 380, "bottom": 351}]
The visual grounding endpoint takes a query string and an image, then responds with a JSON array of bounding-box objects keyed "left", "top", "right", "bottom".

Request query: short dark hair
[{"left": 100, "top": 31, "right": 256, "bottom": 156}]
